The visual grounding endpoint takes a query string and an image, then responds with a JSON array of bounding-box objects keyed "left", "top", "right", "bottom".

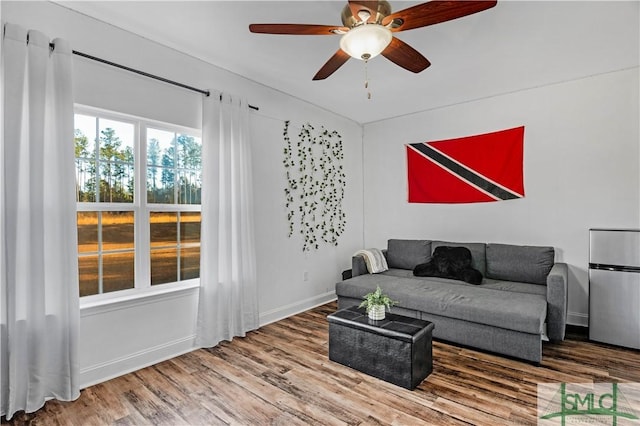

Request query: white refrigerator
[{"left": 589, "top": 228, "right": 640, "bottom": 349}]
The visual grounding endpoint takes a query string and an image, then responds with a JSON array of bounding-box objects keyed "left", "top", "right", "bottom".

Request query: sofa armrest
[
  {"left": 546, "top": 262, "right": 568, "bottom": 341},
  {"left": 352, "top": 256, "right": 368, "bottom": 277}
]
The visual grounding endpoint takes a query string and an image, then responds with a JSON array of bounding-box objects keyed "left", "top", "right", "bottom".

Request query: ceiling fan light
[{"left": 340, "top": 24, "right": 392, "bottom": 61}]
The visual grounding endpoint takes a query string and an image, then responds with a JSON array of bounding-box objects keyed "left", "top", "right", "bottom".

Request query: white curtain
[
  {"left": 196, "top": 93, "right": 258, "bottom": 348},
  {"left": 1, "top": 24, "right": 80, "bottom": 419}
]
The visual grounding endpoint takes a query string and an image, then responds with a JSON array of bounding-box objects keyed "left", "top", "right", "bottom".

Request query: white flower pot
[{"left": 368, "top": 304, "right": 386, "bottom": 320}]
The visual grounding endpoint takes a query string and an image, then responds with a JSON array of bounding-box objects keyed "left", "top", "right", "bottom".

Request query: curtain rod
[{"left": 51, "top": 44, "right": 259, "bottom": 111}]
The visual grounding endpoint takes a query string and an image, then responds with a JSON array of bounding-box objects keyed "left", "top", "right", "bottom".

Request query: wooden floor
[{"left": 4, "top": 302, "right": 640, "bottom": 426}]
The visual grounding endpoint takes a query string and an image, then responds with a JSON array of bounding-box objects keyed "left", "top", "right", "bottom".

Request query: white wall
[
  {"left": 362, "top": 67, "right": 639, "bottom": 326},
  {"left": 3, "top": 1, "right": 363, "bottom": 387}
]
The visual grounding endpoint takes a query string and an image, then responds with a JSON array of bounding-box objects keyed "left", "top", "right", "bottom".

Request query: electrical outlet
[{"left": 303, "top": 271, "right": 309, "bottom": 281}]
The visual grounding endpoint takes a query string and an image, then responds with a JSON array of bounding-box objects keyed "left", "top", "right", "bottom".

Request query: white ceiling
[{"left": 56, "top": 1, "right": 639, "bottom": 124}]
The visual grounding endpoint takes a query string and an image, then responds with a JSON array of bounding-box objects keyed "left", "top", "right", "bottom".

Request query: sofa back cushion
[
  {"left": 431, "top": 241, "right": 486, "bottom": 276},
  {"left": 486, "top": 243, "right": 554, "bottom": 285},
  {"left": 386, "top": 239, "right": 432, "bottom": 270}
]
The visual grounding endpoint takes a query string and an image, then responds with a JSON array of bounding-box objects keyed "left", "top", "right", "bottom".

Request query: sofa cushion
[
  {"left": 386, "top": 239, "right": 432, "bottom": 270},
  {"left": 413, "top": 246, "right": 483, "bottom": 284},
  {"left": 381, "top": 270, "right": 547, "bottom": 296},
  {"left": 432, "top": 241, "right": 486, "bottom": 276},
  {"left": 486, "top": 243, "right": 554, "bottom": 285},
  {"left": 335, "top": 274, "right": 547, "bottom": 335},
  {"left": 480, "top": 278, "right": 547, "bottom": 296}
]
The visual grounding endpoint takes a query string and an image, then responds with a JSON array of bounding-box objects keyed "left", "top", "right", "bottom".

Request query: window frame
[{"left": 75, "top": 105, "right": 202, "bottom": 304}]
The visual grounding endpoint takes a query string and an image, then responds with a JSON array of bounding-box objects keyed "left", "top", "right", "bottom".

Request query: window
[{"left": 75, "top": 107, "right": 201, "bottom": 298}]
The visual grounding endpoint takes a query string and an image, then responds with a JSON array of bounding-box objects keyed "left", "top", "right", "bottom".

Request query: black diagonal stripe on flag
[{"left": 409, "top": 143, "right": 520, "bottom": 201}]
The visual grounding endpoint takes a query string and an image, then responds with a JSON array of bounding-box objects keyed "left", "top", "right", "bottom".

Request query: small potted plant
[{"left": 359, "top": 286, "right": 398, "bottom": 320}]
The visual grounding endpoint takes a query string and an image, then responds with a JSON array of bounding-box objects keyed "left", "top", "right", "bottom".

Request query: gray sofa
[{"left": 335, "top": 239, "right": 568, "bottom": 363}]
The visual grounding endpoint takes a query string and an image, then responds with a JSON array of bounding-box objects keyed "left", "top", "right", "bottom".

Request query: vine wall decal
[{"left": 283, "top": 121, "right": 347, "bottom": 252}]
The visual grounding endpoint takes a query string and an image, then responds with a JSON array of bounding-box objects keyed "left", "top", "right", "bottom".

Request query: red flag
[{"left": 407, "top": 126, "right": 525, "bottom": 203}]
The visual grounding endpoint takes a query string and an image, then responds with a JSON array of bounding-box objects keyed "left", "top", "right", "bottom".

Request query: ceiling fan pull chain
[{"left": 364, "top": 59, "right": 371, "bottom": 100}]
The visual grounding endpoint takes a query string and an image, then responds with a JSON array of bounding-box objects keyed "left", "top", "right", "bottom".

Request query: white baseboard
[
  {"left": 79, "top": 335, "right": 196, "bottom": 389},
  {"left": 567, "top": 311, "right": 589, "bottom": 327},
  {"left": 259, "top": 291, "right": 337, "bottom": 327}
]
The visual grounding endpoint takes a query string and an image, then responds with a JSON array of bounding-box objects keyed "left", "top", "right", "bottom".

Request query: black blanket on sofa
[{"left": 413, "top": 246, "right": 483, "bottom": 285}]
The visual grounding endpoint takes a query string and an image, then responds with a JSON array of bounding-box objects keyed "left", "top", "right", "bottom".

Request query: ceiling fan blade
[
  {"left": 381, "top": 37, "right": 431, "bottom": 73},
  {"left": 348, "top": 0, "right": 379, "bottom": 23},
  {"left": 382, "top": 1, "right": 497, "bottom": 32},
  {"left": 313, "top": 49, "right": 351, "bottom": 80},
  {"left": 249, "top": 24, "right": 347, "bottom": 35}
]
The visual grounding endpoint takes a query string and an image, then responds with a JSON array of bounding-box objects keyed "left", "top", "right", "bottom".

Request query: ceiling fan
[{"left": 249, "top": 1, "right": 497, "bottom": 81}]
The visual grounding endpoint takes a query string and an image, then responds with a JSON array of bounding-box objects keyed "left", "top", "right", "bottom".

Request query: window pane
[
  {"left": 180, "top": 246, "right": 200, "bottom": 281},
  {"left": 176, "top": 134, "right": 201, "bottom": 170},
  {"left": 180, "top": 212, "right": 201, "bottom": 244},
  {"left": 150, "top": 212, "right": 178, "bottom": 285},
  {"left": 75, "top": 114, "right": 97, "bottom": 140},
  {"left": 77, "top": 211, "right": 135, "bottom": 297},
  {"left": 103, "top": 252, "right": 135, "bottom": 293},
  {"left": 78, "top": 255, "right": 99, "bottom": 297},
  {"left": 151, "top": 248, "right": 177, "bottom": 285},
  {"left": 147, "top": 166, "right": 174, "bottom": 204},
  {"left": 176, "top": 134, "right": 201, "bottom": 205},
  {"left": 102, "top": 211, "right": 134, "bottom": 251},
  {"left": 177, "top": 169, "right": 201, "bottom": 205},
  {"left": 75, "top": 114, "right": 97, "bottom": 202},
  {"left": 99, "top": 119, "right": 134, "bottom": 203},
  {"left": 147, "top": 128, "right": 175, "bottom": 165},
  {"left": 77, "top": 212, "right": 98, "bottom": 253},
  {"left": 150, "top": 212, "right": 177, "bottom": 246},
  {"left": 76, "top": 159, "right": 97, "bottom": 202},
  {"left": 147, "top": 129, "right": 201, "bottom": 205},
  {"left": 99, "top": 162, "right": 134, "bottom": 203},
  {"left": 150, "top": 212, "right": 200, "bottom": 286},
  {"left": 147, "top": 128, "right": 175, "bottom": 205}
]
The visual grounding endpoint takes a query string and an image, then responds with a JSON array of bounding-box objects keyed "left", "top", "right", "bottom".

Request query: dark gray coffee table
[{"left": 327, "top": 306, "right": 434, "bottom": 390}]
